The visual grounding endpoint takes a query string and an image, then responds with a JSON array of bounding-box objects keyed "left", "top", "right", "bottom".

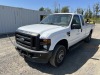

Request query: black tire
[
  {"left": 84, "top": 32, "right": 92, "bottom": 43},
  {"left": 49, "top": 45, "right": 66, "bottom": 67}
]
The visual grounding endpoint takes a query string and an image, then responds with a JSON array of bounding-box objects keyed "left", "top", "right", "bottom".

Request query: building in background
[{"left": 0, "top": 5, "right": 51, "bottom": 35}]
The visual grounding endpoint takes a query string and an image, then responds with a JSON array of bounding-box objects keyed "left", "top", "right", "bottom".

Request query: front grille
[{"left": 15, "top": 32, "right": 39, "bottom": 50}]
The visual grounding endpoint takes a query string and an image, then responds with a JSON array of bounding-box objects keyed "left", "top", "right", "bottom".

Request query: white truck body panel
[{"left": 16, "top": 13, "right": 95, "bottom": 51}]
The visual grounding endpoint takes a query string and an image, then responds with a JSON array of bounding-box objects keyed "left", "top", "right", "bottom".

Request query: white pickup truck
[{"left": 15, "top": 13, "right": 94, "bottom": 67}]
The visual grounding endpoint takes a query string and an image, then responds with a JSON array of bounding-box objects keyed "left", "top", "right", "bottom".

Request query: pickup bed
[{"left": 15, "top": 13, "right": 94, "bottom": 67}]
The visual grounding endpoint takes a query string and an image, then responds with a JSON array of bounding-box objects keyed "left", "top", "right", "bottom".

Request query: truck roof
[{"left": 53, "top": 13, "right": 82, "bottom": 16}]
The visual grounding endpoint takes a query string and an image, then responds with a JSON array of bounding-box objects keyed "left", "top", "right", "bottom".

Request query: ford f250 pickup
[{"left": 15, "top": 13, "right": 94, "bottom": 67}]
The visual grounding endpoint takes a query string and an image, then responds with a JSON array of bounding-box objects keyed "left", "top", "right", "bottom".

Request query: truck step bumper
[{"left": 16, "top": 47, "right": 52, "bottom": 63}]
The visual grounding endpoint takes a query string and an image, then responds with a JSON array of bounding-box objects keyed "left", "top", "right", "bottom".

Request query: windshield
[{"left": 40, "top": 14, "right": 72, "bottom": 26}]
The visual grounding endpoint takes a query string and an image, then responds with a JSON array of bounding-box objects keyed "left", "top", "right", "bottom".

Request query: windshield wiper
[{"left": 40, "top": 22, "right": 56, "bottom": 25}]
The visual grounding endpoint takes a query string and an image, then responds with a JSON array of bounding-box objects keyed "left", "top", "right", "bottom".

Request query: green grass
[
  {"left": 85, "top": 18, "right": 100, "bottom": 24},
  {"left": 95, "top": 18, "right": 100, "bottom": 23}
]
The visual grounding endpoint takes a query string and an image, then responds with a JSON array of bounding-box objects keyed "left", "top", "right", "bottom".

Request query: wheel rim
[{"left": 57, "top": 50, "right": 64, "bottom": 63}]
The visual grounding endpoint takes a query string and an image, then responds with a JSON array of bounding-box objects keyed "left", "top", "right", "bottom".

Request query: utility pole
[
  {"left": 59, "top": 4, "right": 60, "bottom": 13},
  {"left": 54, "top": 0, "right": 59, "bottom": 13},
  {"left": 54, "top": 1, "right": 57, "bottom": 12}
]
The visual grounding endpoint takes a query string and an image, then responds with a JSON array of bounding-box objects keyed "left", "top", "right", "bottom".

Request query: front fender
[{"left": 49, "top": 33, "right": 69, "bottom": 51}]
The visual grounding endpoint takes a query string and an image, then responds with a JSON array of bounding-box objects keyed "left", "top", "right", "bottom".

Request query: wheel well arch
[
  {"left": 55, "top": 39, "right": 68, "bottom": 50},
  {"left": 90, "top": 29, "right": 93, "bottom": 34}
]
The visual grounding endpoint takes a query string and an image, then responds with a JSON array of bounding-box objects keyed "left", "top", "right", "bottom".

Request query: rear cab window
[{"left": 80, "top": 15, "right": 85, "bottom": 26}]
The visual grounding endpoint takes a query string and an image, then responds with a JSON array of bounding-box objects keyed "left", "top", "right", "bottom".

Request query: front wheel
[{"left": 49, "top": 45, "right": 66, "bottom": 67}]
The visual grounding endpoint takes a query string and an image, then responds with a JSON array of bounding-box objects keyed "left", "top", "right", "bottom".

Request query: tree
[
  {"left": 54, "top": 8, "right": 59, "bottom": 13},
  {"left": 61, "top": 6, "right": 69, "bottom": 13},
  {"left": 84, "top": 8, "right": 93, "bottom": 19},
  {"left": 76, "top": 8, "right": 84, "bottom": 15},
  {"left": 45, "top": 8, "right": 52, "bottom": 13},
  {"left": 88, "top": 8, "right": 93, "bottom": 18},
  {"left": 39, "top": 7, "right": 45, "bottom": 11},
  {"left": 93, "top": 3, "right": 100, "bottom": 18}
]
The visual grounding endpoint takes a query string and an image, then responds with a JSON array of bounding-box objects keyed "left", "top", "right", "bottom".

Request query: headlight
[
  {"left": 42, "top": 39, "right": 51, "bottom": 45},
  {"left": 40, "top": 39, "right": 51, "bottom": 50},
  {"left": 40, "top": 39, "right": 51, "bottom": 45},
  {"left": 43, "top": 45, "right": 48, "bottom": 49}
]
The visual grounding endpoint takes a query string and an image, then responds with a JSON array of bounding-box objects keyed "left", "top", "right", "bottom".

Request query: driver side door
[{"left": 69, "top": 15, "right": 82, "bottom": 46}]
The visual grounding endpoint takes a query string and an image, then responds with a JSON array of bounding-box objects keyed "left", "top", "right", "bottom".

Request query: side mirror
[{"left": 71, "top": 24, "right": 81, "bottom": 29}]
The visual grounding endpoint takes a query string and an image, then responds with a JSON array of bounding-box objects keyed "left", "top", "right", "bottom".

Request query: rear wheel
[
  {"left": 50, "top": 45, "right": 66, "bottom": 67},
  {"left": 84, "top": 32, "right": 92, "bottom": 43}
]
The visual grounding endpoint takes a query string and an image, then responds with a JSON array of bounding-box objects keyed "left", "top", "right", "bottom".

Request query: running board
[{"left": 69, "top": 41, "right": 84, "bottom": 51}]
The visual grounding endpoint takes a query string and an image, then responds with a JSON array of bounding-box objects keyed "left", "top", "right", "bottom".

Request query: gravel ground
[{"left": 0, "top": 24, "right": 100, "bottom": 75}]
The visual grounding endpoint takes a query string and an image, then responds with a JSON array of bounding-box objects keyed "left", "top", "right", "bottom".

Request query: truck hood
[{"left": 18, "top": 24, "right": 63, "bottom": 34}]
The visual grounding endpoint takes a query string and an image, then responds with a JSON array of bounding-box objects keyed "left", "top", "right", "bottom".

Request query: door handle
[{"left": 67, "top": 32, "right": 70, "bottom": 36}]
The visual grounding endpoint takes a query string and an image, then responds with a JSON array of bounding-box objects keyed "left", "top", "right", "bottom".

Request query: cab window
[{"left": 72, "top": 15, "right": 81, "bottom": 25}]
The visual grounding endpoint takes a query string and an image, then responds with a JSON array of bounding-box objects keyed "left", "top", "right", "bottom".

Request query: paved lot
[{"left": 0, "top": 24, "right": 100, "bottom": 75}]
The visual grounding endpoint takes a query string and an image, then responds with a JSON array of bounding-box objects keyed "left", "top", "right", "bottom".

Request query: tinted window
[
  {"left": 72, "top": 15, "right": 81, "bottom": 25},
  {"left": 80, "top": 15, "right": 85, "bottom": 25}
]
